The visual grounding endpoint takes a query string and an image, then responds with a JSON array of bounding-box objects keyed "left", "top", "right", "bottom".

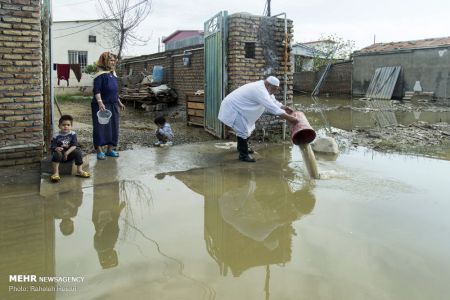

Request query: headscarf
[
  {"left": 94, "top": 52, "right": 118, "bottom": 78},
  {"left": 97, "top": 51, "right": 117, "bottom": 70}
]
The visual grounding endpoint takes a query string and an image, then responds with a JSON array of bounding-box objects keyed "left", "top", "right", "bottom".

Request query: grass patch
[{"left": 55, "top": 94, "right": 91, "bottom": 103}]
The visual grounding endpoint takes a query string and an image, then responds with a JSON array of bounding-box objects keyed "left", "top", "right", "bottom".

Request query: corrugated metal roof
[
  {"left": 365, "top": 66, "right": 401, "bottom": 100},
  {"left": 354, "top": 36, "right": 450, "bottom": 55}
]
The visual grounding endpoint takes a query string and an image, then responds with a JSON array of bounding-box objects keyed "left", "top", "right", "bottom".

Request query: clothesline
[{"left": 55, "top": 63, "right": 82, "bottom": 86}]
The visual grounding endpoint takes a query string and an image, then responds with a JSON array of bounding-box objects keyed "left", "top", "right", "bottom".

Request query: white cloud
[{"left": 52, "top": 0, "right": 450, "bottom": 56}]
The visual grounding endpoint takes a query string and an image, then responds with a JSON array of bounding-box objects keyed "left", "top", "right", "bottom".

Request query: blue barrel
[{"left": 152, "top": 65, "right": 164, "bottom": 83}]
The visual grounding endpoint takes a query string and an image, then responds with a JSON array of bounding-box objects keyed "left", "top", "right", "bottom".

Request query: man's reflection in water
[
  {"left": 51, "top": 181, "right": 83, "bottom": 236},
  {"left": 92, "top": 159, "right": 126, "bottom": 269},
  {"left": 170, "top": 166, "right": 315, "bottom": 277}
]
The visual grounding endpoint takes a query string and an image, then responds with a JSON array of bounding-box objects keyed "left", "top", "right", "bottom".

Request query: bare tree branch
[{"left": 98, "top": 0, "right": 152, "bottom": 59}]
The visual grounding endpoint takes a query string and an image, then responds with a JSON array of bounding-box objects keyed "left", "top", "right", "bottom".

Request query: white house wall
[{"left": 52, "top": 20, "right": 116, "bottom": 94}]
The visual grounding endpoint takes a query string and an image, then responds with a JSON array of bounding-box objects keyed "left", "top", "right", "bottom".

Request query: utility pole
[
  {"left": 267, "top": 0, "right": 271, "bottom": 16},
  {"left": 41, "top": 0, "right": 53, "bottom": 151}
]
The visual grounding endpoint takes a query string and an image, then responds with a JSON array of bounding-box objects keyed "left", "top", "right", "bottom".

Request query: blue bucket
[{"left": 152, "top": 65, "right": 164, "bottom": 83}]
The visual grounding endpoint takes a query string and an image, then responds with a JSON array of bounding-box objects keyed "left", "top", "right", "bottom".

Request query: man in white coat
[{"left": 218, "top": 76, "right": 299, "bottom": 162}]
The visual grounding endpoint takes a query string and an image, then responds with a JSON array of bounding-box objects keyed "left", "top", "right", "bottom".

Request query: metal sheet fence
[{"left": 365, "top": 66, "right": 401, "bottom": 100}]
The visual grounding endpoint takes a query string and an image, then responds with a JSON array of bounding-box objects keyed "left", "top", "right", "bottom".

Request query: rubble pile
[
  {"left": 120, "top": 83, "right": 178, "bottom": 112},
  {"left": 351, "top": 121, "right": 450, "bottom": 152}
]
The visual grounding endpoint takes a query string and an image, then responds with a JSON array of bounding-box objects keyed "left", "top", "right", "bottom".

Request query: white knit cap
[{"left": 266, "top": 76, "right": 280, "bottom": 87}]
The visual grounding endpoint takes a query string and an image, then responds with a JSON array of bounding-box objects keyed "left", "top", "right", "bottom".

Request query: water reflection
[
  {"left": 0, "top": 189, "right": 55, "bottom": 299},
  {"left": 92, "top": 159, "right": 125, "bottom": 269},
  {"left": 294, "top": 95, "right": 450, "bottom": 130},
  {"left": 170, "top": 165, "right": 315, "bottom": 292},
  {"left": 51, "top": 182, "right": 83, "bottom": 236}
]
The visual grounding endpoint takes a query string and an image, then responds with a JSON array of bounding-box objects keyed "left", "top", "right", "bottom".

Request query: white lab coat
[{"left": 218, "top": 80, "right": 285, "bottom": 138}]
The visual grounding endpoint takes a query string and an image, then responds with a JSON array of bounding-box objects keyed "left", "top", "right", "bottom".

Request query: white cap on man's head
[{"left": 266, "top": 76, "right": 280, "bottom": 87}]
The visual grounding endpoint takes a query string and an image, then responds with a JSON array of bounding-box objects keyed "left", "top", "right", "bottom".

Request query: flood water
[
  {"left": 1, "top": 142, "right": 450, "bottom": 300},
  {"left": 294, "top": 95, "right": 450, "bottom": 131}
]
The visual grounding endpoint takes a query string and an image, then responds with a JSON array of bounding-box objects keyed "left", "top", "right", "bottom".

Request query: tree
[
  {"left": 306, "top": 34, "right": 355, "bottom": 71},
  {"left": 98, "top": 0, "right": 152, "bottom": 59}
]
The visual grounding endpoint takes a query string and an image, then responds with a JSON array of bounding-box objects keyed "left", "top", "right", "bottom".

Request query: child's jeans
[
  {"left": 52, "top": 148, "right": 83, "bottom": 165},
  {"left": 156, "top": 132, "right": 171, "bottom": 143}
]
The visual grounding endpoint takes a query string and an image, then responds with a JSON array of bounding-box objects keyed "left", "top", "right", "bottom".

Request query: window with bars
[{"left": 68, "top": 51, "right": 88, "bottom": 71}]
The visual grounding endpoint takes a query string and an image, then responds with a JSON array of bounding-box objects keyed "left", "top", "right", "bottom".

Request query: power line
[
  {"left": 53, "top": 0, "right": 149, "bottom": 39},
  {"left": 54, "top": 0, "right": 95, "bottom": 8},
  {"left": 53, "top": 19, "right": 109, "bottom": 31},
  {"left": 53, "top": 19, "right": 111, "bottom": 39}
]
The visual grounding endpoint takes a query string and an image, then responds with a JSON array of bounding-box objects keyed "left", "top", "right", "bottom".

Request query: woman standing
[{"left": 92, "top": 52, "right": 125, "bottom": 160}]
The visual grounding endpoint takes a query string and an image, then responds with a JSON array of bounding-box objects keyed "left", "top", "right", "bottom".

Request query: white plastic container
[{"left": 97, "top": 109, "right": 112, "bottom": 125}]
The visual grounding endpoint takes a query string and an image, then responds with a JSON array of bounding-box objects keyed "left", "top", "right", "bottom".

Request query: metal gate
[{"left": 204, "top": 11, "right": 228, "bottom": 138}]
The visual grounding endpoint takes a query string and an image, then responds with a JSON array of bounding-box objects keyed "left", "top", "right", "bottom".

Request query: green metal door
[{"left": 204, "top": 11, "right": 228, "bottom": 138}]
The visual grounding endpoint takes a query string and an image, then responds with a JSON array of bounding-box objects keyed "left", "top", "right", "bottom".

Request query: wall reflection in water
[
  {"left": 0, "top": 188, "right": 55, "bottom": 299},
  {"left": 171, "top": 165, "right": 315, "bottom": 287}
]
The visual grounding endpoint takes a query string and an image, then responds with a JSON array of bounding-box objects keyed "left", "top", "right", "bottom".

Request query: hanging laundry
[
  {"left": 70, "top": 64, "right": 82, "bottom": 82},
  {"left": 57, "top": 64, "right": 70, "bottom": 86}
]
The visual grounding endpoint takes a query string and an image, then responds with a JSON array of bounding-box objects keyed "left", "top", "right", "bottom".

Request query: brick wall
[
  {"left": 0, "top": 0, "right": 43, "bottom": 167},
  {"left": 119, "top": 45, "right": 204, "bottom": 107},
  {"left": 320, "top": 61, "right": 352, "bottom": 94},
  {"left": 293, "top": 71, "right": 315, "bottom": 92},
  {"left": 293, "top": 61, "right": 352, "bottom": 95},
  {"left": 171, "top": 48, "right": 204, "bottom": 104},
  {"left": 227, "top": 13, "right": 294, "bottom": 140}
]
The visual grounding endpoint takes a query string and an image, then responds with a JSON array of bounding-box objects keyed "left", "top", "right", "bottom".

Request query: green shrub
[{"left": 85, "top": 63, "right": 97, "bottom": 74}]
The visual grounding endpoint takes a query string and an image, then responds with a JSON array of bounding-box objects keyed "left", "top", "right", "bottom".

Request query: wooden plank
[
  {"left": 186, "top": 95, "right": 204, "bottom": 103},
  {"left": 188, "top": 116, "right": 204, "bottom": 126},
  {"left": 187, "top": 102, "right": 204, "bottom": 109},
  {"left": 186, "top": 97, "right": 205, "bottom": 102},
  {"left": 188, "top": 109, "right": 204, "bottom": 117}
]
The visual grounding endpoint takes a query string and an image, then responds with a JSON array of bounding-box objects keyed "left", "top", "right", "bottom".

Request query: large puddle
[
  {"left": 294, "top": 95, "right": 450, "bottom": 131},
  {"left": 1, "top": 143, "right": 450, "bottom": 299}
]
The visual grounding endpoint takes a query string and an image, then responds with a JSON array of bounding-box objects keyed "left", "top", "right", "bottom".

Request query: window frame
[{"left": 68, "top": 50, "right": 88, "bottom": 71}]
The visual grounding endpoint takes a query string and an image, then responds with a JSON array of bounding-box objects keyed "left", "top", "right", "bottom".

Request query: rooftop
[
  {"left": 355, "top": 36, "right": 450, "bottom": 55},
  {"left": 162, "top": 30, "right": 203, "bottom": 43}
]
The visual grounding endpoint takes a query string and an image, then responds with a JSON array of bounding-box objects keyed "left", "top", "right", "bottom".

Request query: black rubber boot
[
  {"left": 237, "top": 137, "right": 256, "bottom": 162},
  {"left": 236, "top": 138, "right": 254, "bottom": 154},
  {"left": 247, "top": 138, "right": 254, "bottom": 154}
]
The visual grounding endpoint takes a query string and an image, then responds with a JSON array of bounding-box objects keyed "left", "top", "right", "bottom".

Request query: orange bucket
[{"left": 289, "top": 111, "right": 316, "bottom": 145}]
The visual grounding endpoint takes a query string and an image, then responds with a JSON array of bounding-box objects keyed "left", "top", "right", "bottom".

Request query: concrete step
[{"left": 41, "top": 155, "right": 89, "bottom": 175}]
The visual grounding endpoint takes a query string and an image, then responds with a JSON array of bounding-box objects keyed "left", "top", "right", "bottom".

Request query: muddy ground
[
  {"left": 56, "top": 96, "right": 450, "bottom": 158},
  {"left": 56, "top": 97, "right": 216, "bottom": 153}
]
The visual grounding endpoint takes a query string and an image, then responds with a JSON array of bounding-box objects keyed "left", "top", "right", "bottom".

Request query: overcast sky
[{"left": 53, "top": 0, "right": 450, "bottom": 56}]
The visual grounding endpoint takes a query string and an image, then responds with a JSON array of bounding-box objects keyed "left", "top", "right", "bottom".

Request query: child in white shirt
[{"left": 154, "top": 115, "right": 174, "bottom": 147}]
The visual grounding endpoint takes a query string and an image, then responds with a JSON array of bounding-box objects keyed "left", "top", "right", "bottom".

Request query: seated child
[
  {"left": 50, "top": 114, "right": 90, "bottom": 183},
  {"left": 154, "top": 115, "right": 174, "bottom": 147}
]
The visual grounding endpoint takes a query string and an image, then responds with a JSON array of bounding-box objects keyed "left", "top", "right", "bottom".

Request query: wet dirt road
[{"left": 1, "top": 142, "right": 450, "bottom": 300}]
